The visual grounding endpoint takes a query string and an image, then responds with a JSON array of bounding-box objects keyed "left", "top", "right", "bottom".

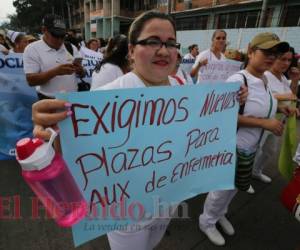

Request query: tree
[{"left": 10, "top": 0, "right": 68, "bottom": 33}]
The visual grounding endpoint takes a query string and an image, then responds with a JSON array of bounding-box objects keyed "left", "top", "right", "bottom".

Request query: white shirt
[
  {"left": 95, "top": 71, "right": 180, "bottom": 91},
  {"left": 170, "top": 67, "right": 193, "bottom": 85},
  {"left": 181, "top": 53, "right": 195, "bottom": 74},
  {"left": 91, "top": 63, "right": 124, "bottom": 90},
  {"left": 227, "top": 70, "right": 277, "bottom": 153},
  {"left": 23, "top": 38, "right": 80, "bottom": 97},
  {"left": 79, "top": 46, "right": 103, "bottom": 61},
  {"left": 264, "top": 71, "right": 292, "bottom": 95},
  {"left": 193, "top": 49, "right": 226, "bottom": 83}
]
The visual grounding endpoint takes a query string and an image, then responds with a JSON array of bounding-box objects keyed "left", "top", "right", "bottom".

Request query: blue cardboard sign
[
  {"left": 57, "top": 82, "right": 240, "bottom": 246},
  {"left": 0, "top": 53, "right": 37, "bottom": 159}
]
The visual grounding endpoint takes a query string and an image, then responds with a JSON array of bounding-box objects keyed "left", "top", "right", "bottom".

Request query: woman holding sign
[
  {"left": 190, "top": 30, "right": 226, "bottom": 83},
  {"left": 32, "top": 11, "right": 182, "bottom": 250},
  {"left": 198, "top": 33, "right": 292, "bottom": 246},
  {"left": 31, "top": 11, "right": 247, "bottom": 250}
]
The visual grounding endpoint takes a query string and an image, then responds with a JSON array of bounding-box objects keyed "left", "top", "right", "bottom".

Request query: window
[
  {"left": 176, "top": 15, "right": 208, "bottom": 30},
  {"left": 217, "top": 10, "right": 260, "bottom": 29},
  {"left": 282, "top": 5, "right": 300, "bottom": 26},
  {"left": 120, "top": 0, "right": 135, "bottom": 11}
]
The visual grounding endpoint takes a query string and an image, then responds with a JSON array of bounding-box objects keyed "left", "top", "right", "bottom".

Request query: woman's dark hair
[
  {"left": 14, "top": 33, "right": 26, "bottom": 45},
  {"left": 98, "top": 37, "right": 106, "bottom": 48},
  {"left": 94, "top": 34, "right": 129, "bottom": 73},
  {"left": 284, "top": 47, "right": 297, "bottom": 79},
  {"left": 188, "top": 44, "right": 198, "bottom": 52},
  {"left": 128, "top": 11, "right": 176, "bottom": 44}
]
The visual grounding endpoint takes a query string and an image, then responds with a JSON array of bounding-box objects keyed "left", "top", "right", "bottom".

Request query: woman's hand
[
  {"left": 278, "top": 105, "right": 300, "bottom": 117},
  {"left": 262, "top": 118, "right": 284, "bottom": 136},
  {"left": 237, "top": 84, "right": 248, "bottom": 105},
  {"left": 32, "top": 99, "right": 72, "bottom": 140},
  {"left": 288, "top": 67, "right": 300, "bottom": 82}
]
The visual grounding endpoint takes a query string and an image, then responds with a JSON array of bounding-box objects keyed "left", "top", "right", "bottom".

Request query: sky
[{"left": 0, "top": 0, "right": 16, "bottom": 23}]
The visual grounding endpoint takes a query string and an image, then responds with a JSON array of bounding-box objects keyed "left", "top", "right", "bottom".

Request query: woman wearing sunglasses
[
  {"left": 199, "top": 32, "right": 291, "bottom": 246},
  {"left": 190, "top": 29, "right": 227, "bottom": 83},
  {"left": 251, "top": 47, "right": 300, "bottom": 186}
]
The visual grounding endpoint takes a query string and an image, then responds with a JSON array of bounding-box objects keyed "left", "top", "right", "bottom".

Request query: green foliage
[{"left": 6, "top": 0, "right": 68, "bottom": 33}]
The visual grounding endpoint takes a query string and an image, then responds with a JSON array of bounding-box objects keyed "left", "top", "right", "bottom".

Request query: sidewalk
[{"left": 0, "top": 126, "right": 299, "bottom": 250}]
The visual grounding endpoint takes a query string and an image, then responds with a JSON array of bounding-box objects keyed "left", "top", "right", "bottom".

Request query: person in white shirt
[
  {"left": 30, "top": 11, "right": 248, "bottom": 250},
  {"left": 9, "top": 33, "right": 28, "bottom": 54},
  {"left": 31, "top": 11, "right": 182, "bottom": 250},
  {"left": 91, "top": 34, "right": 130, "bottom": 89},
  {"left": 23, "top": 14, "right": 84, "bottom": 99},
  {"left": 191, "top": 30, "right": 227, "bottom": 83},
  {"left": 199, "top": 32, "right": 291, "bottom": 246},
  {"left": 182, "top": 44, "right": 199, "bottom": 76},
  {"left": 170, "top": 51, "right": 193, "bottom": 85},
  {"left": 251, "top": 48, "right": 300, "bottom": 188}
]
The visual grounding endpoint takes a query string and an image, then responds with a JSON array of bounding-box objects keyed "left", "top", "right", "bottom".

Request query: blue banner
[
  {"left": 0, "top": 53, "right": 38, "bottom": 160},
  {"left": 57, "top": 82, "right": 240, "bottom": 246}
]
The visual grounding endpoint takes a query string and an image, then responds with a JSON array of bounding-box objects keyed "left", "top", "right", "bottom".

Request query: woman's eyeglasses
[
  {"left": 134, "top": 37, "right": 180, "bottom": 50},
  {"left": 215, "top": 37, "right": 226, "bottom": 40}
]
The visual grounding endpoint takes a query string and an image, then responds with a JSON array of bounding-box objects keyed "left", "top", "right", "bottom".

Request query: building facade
[{"left": 69, "top": 0, "right": 300, "bottom": 40}]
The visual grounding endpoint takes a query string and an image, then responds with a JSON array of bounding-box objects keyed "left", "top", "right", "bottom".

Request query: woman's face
[
  {"left": 16, "top": 37, "right": 29, "bottom": 52},
  {"left": 212, "top": 31, "right": 226, "bottom": 52},
  {"left": 248, "top": 48, "right": 277, "bottom": 73},
  {"left": 271, "top": 51, "right": 293, "bottom": 73},
  {"left": 89, "top": 41, "right": 99, "bottom": 51},
  {"left": 129, "top": 18, "right": 178, "bottom": 85}
]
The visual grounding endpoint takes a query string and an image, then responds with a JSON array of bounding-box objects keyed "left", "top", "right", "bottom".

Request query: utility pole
[
  {"left": 67, "top": 1, "right": 72, "bottom": 29},
  {"left": 258, "top": 0, "right": 268, "bottom": 27},
  {"left": 167, "top": 0, "right": 172, "bottom": 14}
]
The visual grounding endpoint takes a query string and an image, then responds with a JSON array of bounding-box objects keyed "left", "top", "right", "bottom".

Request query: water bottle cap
[
  {"left": 17, "top": 128, "right": 57, "bottom": 171},
  {"left": 16, "top": 138, "right": 44, "bottom": 160}
]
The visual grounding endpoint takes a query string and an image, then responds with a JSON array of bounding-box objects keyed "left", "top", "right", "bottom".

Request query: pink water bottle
[{"left": 16, "top": 128, "right": 87, "bottom": 227}]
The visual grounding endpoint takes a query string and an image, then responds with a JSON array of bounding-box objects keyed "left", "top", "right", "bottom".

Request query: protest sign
[
  {"left": 198, "top": 59, "right": 242, "bottom": 83},
  {"left": 0, "top": 53, "right": 37, "bottom": 160},
  {"left": 79, "top": 47, "right": 103, "bottom": 84},
  {"left": 57, "top": 82, "right": 240, "bottom": 246}
]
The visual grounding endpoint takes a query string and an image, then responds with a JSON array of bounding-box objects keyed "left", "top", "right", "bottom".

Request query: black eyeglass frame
[{"left": 133, "top": 37, "right": 181, "bottom": 50}]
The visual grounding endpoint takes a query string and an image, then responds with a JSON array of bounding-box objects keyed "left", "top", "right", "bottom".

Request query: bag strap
[
  {"left": 238, "top": 73, "right": 248, "bottom": 115},
  {"left": 257, "top": 77, "right": 273, "bottom": 145},
  {"left": 64, "top": 41, "right": 74, "bottom": 56},
  {"left": 237, "top": 72, "right": 273, "bottom": 146}
]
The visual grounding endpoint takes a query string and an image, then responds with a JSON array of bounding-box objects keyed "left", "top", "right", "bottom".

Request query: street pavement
[{"left": 0, "top": 124, "right": 299, "bottom": 250}]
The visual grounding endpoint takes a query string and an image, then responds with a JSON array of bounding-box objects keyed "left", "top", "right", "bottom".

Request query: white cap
[
  {"left": 6, "top": 30, "right": 24, "bottom": 43},
  {"left": 17, "top": 128, "right": 57, "bottom": 171}
]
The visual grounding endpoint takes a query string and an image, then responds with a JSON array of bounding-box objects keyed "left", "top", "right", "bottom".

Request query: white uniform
[
  {"left": 252, "top": 71, "right": 292, "bottom": 175},
  {"left": 23, "top": 38, "right": 80, "bottom": 97},
  {"left": 182, "top": 53, "right": 195, "bottom": 75},
  {"left": 200, "top": 70, "right": 277, "bottom": 230},
  {"left": 94, "top": 72, "right": 179, "bottom": 250},
  {"left": 91, "top": 63, "right": 124, "bottom": 90},
  {"left": 192, "top": 49, "right": 226, "bottom": 83}
]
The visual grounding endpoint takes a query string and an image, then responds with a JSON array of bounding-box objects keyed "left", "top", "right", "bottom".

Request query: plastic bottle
[{"left": 16, "top": 128, "right": 87, "bottom": 227}]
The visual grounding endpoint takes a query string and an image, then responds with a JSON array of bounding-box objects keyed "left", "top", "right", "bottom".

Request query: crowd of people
[{"left": 1, "top": 11, "right": 300, "bottom": 250}]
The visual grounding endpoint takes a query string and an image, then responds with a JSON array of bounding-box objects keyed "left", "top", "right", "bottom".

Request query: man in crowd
[{"left": 23, "top": 14, "right": 84, "bottom": 99}]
